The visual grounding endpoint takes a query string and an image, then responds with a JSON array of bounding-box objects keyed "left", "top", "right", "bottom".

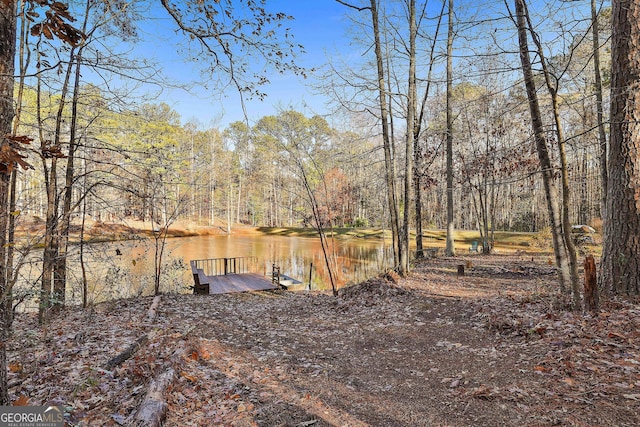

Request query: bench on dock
[{"left": 191, "top": 265, "right": 210, "bottom": 294}]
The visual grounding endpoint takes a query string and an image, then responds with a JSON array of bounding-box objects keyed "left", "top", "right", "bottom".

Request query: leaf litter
[{"left": 6, "top": 254, "right": 640, "bottom": 426}]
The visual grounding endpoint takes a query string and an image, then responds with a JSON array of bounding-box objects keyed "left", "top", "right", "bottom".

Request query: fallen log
[
  {"left": 104, "top": 334, "right": 148, "bottom": 370},
  {"left": 130, "top": 336, "right": 186, "bottom": 426},
  {"left": 105, "top": 296, "right": 162, "bottom": 370},
  {"left": 132, "top": 368, "right": 175, "bottom": 427}
]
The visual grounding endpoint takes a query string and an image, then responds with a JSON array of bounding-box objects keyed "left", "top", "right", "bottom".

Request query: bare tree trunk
[
  {"left": 4, "top": 170, "right": 17, "bottom": 328},
  {"left": 51, "top": 54, "right": 77, "bottom": 309},
  {"left": 445, "top": 0, "right": 456, "bottom": 257},
  {"left": 556, "top": 111, "right": 581, "bottom": 307},
  {"left": 154, "top": 232, "right": 163, "bottom": 295},
  {"left": 0, "top": 166, "right": 10, "bottom": 405},
  {"left": 302, "top": 168, "right": 338, "bottom": 296},
  {"left": 523, "top": 0, "right": 580, "bottom": 307},
  {"left": 481, "top": 178, "right": 491, "bottom": 253},
  {"left": 600, "top": 0, "right": 640, "bottom": 295},
  {"left": 226, "top": 182, "right": 232, "bottom": 233},
  {"left": 414, "top": 174, "right": 423, "bottom": 258},
  {"left": 0, "top": 0, "right": 17, "bottom": 405},
  {"left": 210, "top": 137, "right": 216, "bottom": 225},
  {"left": 514, "top": 0, "right": 569, "bottom": 291},
  {"left": 385, "top": 28, "right": 401, "bottom": 266},
  {"left": 591, "top": 0, "right": 608, "bottom": 220},
  {"left": 80, "top": 159, "right": 89, "bottom": 308},
  {"left": 59, "top": 0, "right": 91, "bottom": 311},
  {"left": 35, "top": 21, "right": 83, "bottom": 319},
  {"left": 414, "top": 1, "right": 446, "bottom": 259},
  {"left": 39, "top": 42, "right": 76, "bottom": 319},
  {"left": 400, "top": 0, "right": 417, "bottom": 275},
  {"left": 370, "top": 0, "right": 401, "bottom": 268},
  {"left": 4, "top": 0, "right": 31, "bottom": 330},
  {"left": 36, "top": 47, "right": 59, "bottom": 321},
  {"left": 237, "top": 177, "right": 242, "bottom": 224},
  {"left": 489, "top": 175, "right": 497, "bottom": 249}
]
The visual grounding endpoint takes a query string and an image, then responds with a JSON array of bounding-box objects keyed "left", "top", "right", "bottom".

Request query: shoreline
[{"left": 11, "top": 215, "right": 597, "bottom": 256}]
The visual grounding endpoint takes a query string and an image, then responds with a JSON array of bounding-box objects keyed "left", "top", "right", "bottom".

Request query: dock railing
[
  {"left": 191, "top": 256, "right": 259, "bottom": 277},
  {"left": 190, "top": 256, "right": 260, "bottom": 294},
  {"left": 190, "top": 257, "right": 307, "bottom": 294}
]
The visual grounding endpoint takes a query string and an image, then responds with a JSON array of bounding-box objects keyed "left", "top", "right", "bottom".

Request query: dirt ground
[{"left": 7, "top": 255, "right": 640, "bottom": 426}]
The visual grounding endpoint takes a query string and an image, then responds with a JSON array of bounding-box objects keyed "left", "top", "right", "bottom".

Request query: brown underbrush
[{"left": 7, "top": 255, "right": 638, "bottom": 426}]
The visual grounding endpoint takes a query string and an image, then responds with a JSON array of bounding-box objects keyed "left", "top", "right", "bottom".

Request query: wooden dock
[
  {"left": 204, "top": 273, "right": 278, "bottom": 294},
  {"left": 190, "top": 257, "right": 302, "bottom": 294}
]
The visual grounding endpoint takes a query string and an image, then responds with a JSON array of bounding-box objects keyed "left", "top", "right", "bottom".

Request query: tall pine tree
[{"left": 600, "top": 0, "right": 640, "bottom": 295}]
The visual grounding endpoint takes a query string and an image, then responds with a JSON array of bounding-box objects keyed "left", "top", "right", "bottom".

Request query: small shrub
[{"left": 353, "top": 217, "right": 368, "bottom": 228}]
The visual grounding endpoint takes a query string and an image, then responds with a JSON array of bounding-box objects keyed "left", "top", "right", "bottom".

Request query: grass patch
[
  {"left": 257, "top": 227, "right": 390, "bottom": 239},
  {"left": 253, "top": 227, "right": 599, "bottom": 256}
]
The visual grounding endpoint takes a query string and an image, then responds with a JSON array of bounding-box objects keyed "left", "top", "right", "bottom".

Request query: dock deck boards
[{"left": 206, "top": 273, "right": 278, "bottom": 294}]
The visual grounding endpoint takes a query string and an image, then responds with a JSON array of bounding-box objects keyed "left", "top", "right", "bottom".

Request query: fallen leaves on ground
[{"left": 7, "top": 255, "right": 640, "bottom": 426}]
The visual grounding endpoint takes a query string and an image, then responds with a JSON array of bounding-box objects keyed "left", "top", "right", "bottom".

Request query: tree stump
[
  {"left": 457, "top": 264, "right": 465, "bottom": 276},
  {"left": 584, "top": 255, "right": 599, "bottom": 313},
  {"left": 147, "top": 295, "right": 161, "bottom": 321}
]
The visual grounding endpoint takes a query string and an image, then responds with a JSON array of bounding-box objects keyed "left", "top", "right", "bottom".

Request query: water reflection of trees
[
  {"left": 12, "top": 236, "right": 396, "bottom": 309},
  {"left": 267, "top": 240, "right": 393, "bottom": 290},
  {"left": 13, "top": 239, "right": 192, "bottom": 312}
]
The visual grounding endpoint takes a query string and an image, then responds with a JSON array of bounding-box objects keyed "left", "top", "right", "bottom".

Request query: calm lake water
[
  {"left": 165, "top": 234, "right": 394, "bottom": 290},
  {"left": 17, "top": 234, "right": 395, "bottom": 310}
]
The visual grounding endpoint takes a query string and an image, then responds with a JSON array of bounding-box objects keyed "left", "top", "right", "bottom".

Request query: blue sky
[
  {"left": 143, "top": 1, "right": 351, "bottom": 129},
  {"left": 124, "top": 0, "right": 602, "bottom": 129}
]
